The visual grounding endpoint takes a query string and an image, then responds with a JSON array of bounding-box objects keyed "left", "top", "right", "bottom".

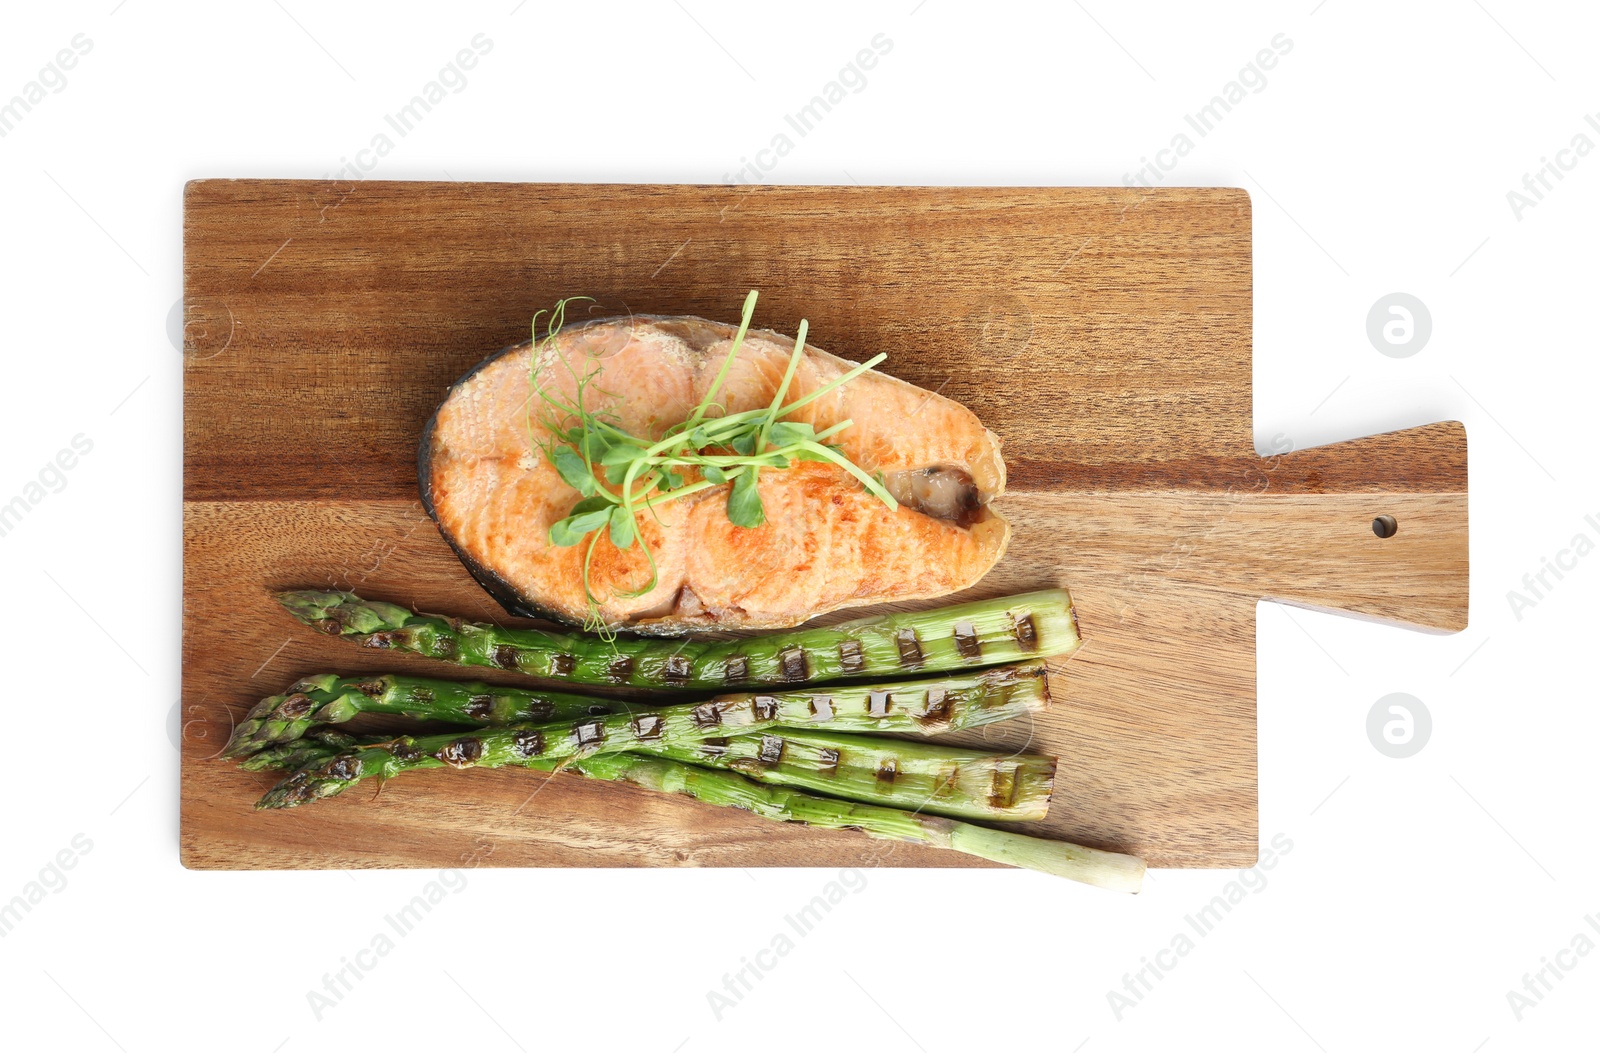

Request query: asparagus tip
[
  {"left": 274, "top": 589, "right": 351, "bottom": 619},
  {"left": 220, "top": 735, "right": 256, "bottom": 760},
  {"left": 255, "top": 753, "right": 364, "bottom": 809},
  {"left": 274, "top": 590, "right": 412, "bottom": 635}
]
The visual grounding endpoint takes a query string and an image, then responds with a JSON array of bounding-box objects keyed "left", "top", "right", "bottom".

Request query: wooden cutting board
[{"left": 180, "top": 180, "right": 1468, "bottom": 871}]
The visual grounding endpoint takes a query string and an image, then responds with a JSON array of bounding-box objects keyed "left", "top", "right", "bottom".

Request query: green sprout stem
[{"left": 683, "top": 288, "right": 760, "bottom": 436}]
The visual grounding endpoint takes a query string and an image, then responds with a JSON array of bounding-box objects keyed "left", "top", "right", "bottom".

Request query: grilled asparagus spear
[
  {"left": 569, "top": 753, "right": 1142, "bottom": 892},
  {"left": 257, "top": 664, "right": 1052, "bottom": 809},
  {"left": 240, "top": 723, "right": 1054, "bottom": 821},
  {"left": 228, "top": 660, "right": 1050, "bottom": 761},
  {"left": 223, "top": 673, "right": 628, "bottom": 758},
  {"left": 244, "top": 735, "right": 1136, "bottom": 890},
  {"left": 640, "top": 728, "right": 1057, "bottom": 822},
  {"left": 276, "top": 588, "right": 1078, "bottom": 690}
]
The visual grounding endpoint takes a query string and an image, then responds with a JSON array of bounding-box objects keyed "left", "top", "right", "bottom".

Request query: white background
[{"left": 1, "top": 1, "right": 1596, "bottom": 1050}]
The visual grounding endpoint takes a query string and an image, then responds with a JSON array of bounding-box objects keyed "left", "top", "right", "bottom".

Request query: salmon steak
[{"left": 420, "top": 311, "right": 1010, "bottom": 634}]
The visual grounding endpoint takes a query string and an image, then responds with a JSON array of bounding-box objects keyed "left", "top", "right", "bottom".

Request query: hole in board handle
[{"left": 1372, "top": 515, "right": 1398, "bottom": 539}]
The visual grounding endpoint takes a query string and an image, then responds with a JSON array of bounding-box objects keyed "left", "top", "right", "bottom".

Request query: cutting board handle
[{"left": 1246, "top": 420, "right": 1468, "bottom": 633}]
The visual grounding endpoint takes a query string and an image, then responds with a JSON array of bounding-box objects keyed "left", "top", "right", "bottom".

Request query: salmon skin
[{"left": 419, "top": 312, "right": 1010, "bottom": 634}]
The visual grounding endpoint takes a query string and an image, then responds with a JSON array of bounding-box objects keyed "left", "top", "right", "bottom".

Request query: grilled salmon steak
[{"left": 420, "top": 312, "right": 1010, "bottom": 633}]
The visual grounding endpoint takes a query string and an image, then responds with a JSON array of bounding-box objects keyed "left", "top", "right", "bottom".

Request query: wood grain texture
[{"left": 180, "top": 180, "right": 1468, "bottom": 870}]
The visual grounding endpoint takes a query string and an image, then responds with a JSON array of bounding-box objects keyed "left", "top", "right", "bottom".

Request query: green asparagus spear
[
  {"left": 256, "top": 663, "right": 1053, "bottom": 809},
  {"left": 232, "top": 660, "right": 1048, "bottom": 759},
  {"left": 223, "top": 673, "right": 629, "bottom": 758},
  {"left": 242, "top": 725, "right": 1054, "bottom": 821},
  {"left": 639, "top": 728, "right": 1057, "bottom": 822},
  {"left": 567, "top": 753, "right": 1144, "bottom": 892},
  {"left": 240, "top": 734, "right": 1136, "bottom": 890},
  {"left": 276, "top": 588, "right": 1079, "bottom": 690}
]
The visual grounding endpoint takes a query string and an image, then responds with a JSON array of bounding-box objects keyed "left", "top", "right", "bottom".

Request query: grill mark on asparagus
[
  {"left": 752, "top": 695, "right": 780, "bottom": 721},
  {"left": 1011, "top": 613, "right": 1038, "bottom": 650},
  {"left": 465, "top": 694, "right": 495, "bottom": 719},
  {"left": 699, "top": 737, "right": 730, "bottom": 757},
  {"left": 512, "top": 729, "right": 545, "bottom": 757},
  {"left": 895, "top": 628, "right": 924, "bottom": 667},
  {"left": 952, "top": 621, "right": 981, "bottom": 659},
  {"left": 354, "top": 679, "right": 387, "bottom": 697},
  {"left": 918, "top": 688, "right": 952, "bottom": 726},
  {"left": 816, "top": 748, "right": 841, "bottom": 774},
  {"left": 868, "top": 690, "right": 891, "bottom": 718},
  {"left": 876, "top": 759, "right": 898, "bottom": 783},
  {"left": 550, "top": 653, "right": 577, "bottom": 676},
  {"left": 437, "top": 737, "right": 485, "bottom": 768},
  {"left": 809, "top": 695, "right": 834, "bottom": 721},
  {"left": 663, "top": 654, "right": 692, "bottom": 683},
  {"left": 632, "top": 714, "right": 665, "bottom": 741},
  {"left": 390, "top": 741, "right": 425, "bottom": 764},
  {"left": 778, "top": 646, "right": 808, "bottom": 683},
  {"left": 574, "top": 720, "right": 606, "bottom": 747},
  {"left": 606, "top": 655, "right": 635, "bottom": 682},
  {"left": 323, "top": 755, "right": 362, "bottom": 781},
  {"left": 527, "top": 700, "right": 555, "bottom": 722},
  {"left": 279, "top": 693, "right": 315, "bottom": 719},
  {"left": 757, "top": 735, "right": 785, "bottom": 765},
  {"left": 990, "top": 765, "right": 1018, "bottom": 808},
  {"left": 723, "top": 655, "right": 749, "bottom": 683},
  {"left": 838, "top": 639, "right": 865, "bottom": 675},
  {"left": 691, "top": 703, "right": 722, "bottom": 729},
  {"left": 280, "top": 773, "right": 313, "bottom": 804},
  {"left": 491, "top": 644, "right": 521, "bottom": 669}
]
